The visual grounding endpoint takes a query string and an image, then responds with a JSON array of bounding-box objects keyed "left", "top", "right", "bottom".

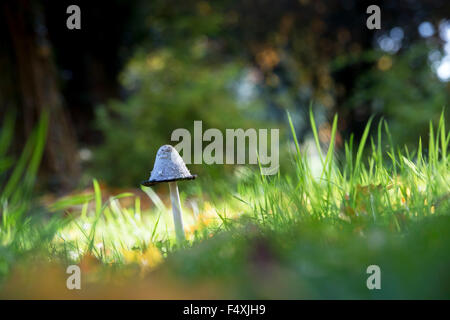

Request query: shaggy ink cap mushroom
[
  {"left": 141, "top": 145, "right": 196, "bottom": 186},
  {"left": 141, "top": 144, "right": 196, "bottom": 243}
]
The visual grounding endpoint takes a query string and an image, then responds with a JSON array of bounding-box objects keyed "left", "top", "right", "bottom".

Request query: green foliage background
[
  {"left": 345, "top": 44, "right": 450, "bottom": 147},
  {"left": 93, "top": 48, "right": 267, "bottom": 187}
]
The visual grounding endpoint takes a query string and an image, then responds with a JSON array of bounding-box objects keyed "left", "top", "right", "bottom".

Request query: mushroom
[{"left": 141, "top": 145, "right": 196, "bottom": 243}]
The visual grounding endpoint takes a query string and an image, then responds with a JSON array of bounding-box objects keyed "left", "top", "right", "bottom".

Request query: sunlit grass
[{"left": 0, "top": 109, "right": 449, "bottom": 298}]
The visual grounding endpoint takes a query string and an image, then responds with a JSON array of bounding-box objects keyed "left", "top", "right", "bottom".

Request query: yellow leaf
[{"left": 122, "top": 245, "right": 163, "bottom": 270}]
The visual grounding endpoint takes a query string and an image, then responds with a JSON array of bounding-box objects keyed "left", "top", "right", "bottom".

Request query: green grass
[{"left": 0, "top": 110, "right": 449, "bottom": 298}]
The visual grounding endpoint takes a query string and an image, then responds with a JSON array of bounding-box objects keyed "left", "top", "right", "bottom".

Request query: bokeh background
[
  {"left": 1, "top": 0, "right": 450, "bottom": 300},
  {"left": 1, "top": 0, "right": 449, "bottom": 193}
]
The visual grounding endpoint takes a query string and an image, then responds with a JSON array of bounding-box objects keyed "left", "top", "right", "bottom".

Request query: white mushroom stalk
[
  {"left": 141, "top": 145, "right": 196, "bottom": 243},
  {"left": 168, "top": 181, "right": 185, "bottom": 242}
]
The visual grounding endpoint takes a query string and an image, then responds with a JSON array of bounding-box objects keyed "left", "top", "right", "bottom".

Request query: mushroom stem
[{"left": 168, "top": 182, "right": 185, "bottom": 242}]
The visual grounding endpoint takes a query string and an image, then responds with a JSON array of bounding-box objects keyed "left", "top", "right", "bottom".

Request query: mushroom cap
[{"left": 141, "top": 145, "right": 196, "bottom": 186}]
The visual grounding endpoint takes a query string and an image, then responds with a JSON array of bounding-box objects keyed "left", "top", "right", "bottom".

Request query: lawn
[{"left": 0, "top": 111, "right": 449, "bottom": 299}]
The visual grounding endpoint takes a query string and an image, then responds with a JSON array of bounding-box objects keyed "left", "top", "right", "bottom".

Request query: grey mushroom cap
[{"left": 141, "top": 145, "right": 196, "bottom": 186}]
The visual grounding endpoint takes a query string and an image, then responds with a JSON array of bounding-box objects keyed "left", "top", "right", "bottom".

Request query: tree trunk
[{"left": 3, "top": 0, "right": 80, "bottom": 192}]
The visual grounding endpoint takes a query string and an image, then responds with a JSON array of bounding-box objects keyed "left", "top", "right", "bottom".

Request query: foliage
[
  {"left": 92, "top": 48, "right": 265, "bottom": 188},
  {"left": 344, "top": 44, "right": 450, "bottom": 147},
  {"left": 90, "top": 6, "right": 450, "bottom": 189}
]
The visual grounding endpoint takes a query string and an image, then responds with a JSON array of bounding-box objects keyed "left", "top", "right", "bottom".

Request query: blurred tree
[
  {"left": 1, "top": 0, "right": 449, "bottom": 190},
  {"left": 2, "top": 0, "right": 80, "bottom": 191},
  {"left": 346, "top": 44, "right": 449, "bottom": 147},
  {"left": 94, "top": 48, "right": 264, "bottom": 187},
  {"left": 1, "top": 0, "right": 149, "bottom": 191},
  {"left": 139, "top": 0, "right": 450, "bottom": 138}
]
